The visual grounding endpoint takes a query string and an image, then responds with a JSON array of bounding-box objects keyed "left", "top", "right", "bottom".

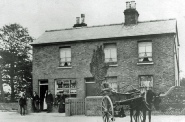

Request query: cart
[{"left": 101, "top": 89, "right": 145, "bottom": 122}]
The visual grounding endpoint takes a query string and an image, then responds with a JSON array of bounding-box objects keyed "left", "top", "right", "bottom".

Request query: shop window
[
  {"left": 55, "top": 79, "right": 76, "bottom": 97},
  {"left": 138, "top": 41, "right": 152, "bottom": 62},
  {"left": 104, "top": 43, "right": 117, "bottom": 63},
  {"left": 59, "top": 47, "right": 71, "bottom": 67},
  {"left": 139, "top": 75, "right": 153, "bottom": 92}
]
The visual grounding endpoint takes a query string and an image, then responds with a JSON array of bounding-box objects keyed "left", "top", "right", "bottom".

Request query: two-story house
[{"left": 31, "top": 1, "right": 180, "bottom": 111}]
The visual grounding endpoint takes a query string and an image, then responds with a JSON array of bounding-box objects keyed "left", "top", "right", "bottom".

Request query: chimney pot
[
  {"left": 131, "top": 1, "right": 136, "bottom": 9},
  {"left": 76, "top": 17, "right": 80, "bottom": 24},
  {"left": 81, "top": 14, "right": 85, "bottom": 23},
  {"left": 126, "top": 1, "right": 130, "bottom": 9}
]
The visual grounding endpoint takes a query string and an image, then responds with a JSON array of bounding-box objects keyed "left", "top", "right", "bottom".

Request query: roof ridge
[
  {"left": 45, "top": 18, "right": 176, "bottom": 32},
  {"left": 45, "top": 23, "right": 123, "bottom": 32},
  {"left": 138, "top": 18, "right": 176, "bottom": 23}
]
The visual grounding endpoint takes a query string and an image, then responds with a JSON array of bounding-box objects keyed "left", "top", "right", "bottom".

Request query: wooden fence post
[{"left": 65, "top": 98, "right": 71, "bottom": 116}]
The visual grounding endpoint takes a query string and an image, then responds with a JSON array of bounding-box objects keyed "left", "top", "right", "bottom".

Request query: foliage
[
  {"left": 90, "top": 45, "right": 109, "bottom": 95},
  {"left": 0, "top": 23, "right": 33, "bottom": 101},
  {"left": 180, "top": 78, "right": 185, "bottom": 87},
  {"left": 158, "top": 86, "right": 185, "bottom": 114}
]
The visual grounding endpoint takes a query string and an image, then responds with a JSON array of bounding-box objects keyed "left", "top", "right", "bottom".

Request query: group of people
[
  {"left": 32, "top": 90, "right": 53, "bottom": 113},
  {"left": 19, "top": 90, "right": 66, "bottom": 116}
]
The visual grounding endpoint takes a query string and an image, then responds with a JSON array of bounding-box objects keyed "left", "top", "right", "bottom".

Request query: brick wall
[
  {"left": 160, "top": 86, "right": 185, "bottom": 112},
  {"left": 32, "top": 34, "right": 176, "bottom": 98},
  {"left": 85, "top": 96, "right": 103, "bottom": 116},
  {"left": 0, "top": 102, "right": 18, "bottom": 111}
]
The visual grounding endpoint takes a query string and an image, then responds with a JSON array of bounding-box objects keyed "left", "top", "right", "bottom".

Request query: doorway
[{"left": 39, "top": 80, "right": 48, "bottom": 111}]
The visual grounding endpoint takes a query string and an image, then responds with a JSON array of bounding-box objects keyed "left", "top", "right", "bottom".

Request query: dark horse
[{"left": 130, "top": 90, "right": 161, "bottom": 122}]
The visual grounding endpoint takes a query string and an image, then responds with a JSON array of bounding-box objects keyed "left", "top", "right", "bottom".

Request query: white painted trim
[
  {"left": 137, "top": 62, "right": 154, "bottom": 65},
  {"left": 57, "top": 66, "right": 72, "bottom": 69},
  {"left": 85, "top": 82, "right": 95, "bottom": 83},
  {"left": 109, "top": 64, "right": 118, "bottom": 67},
  {"left": 39, "top": 84, "right": 48, "bottom": 85}
]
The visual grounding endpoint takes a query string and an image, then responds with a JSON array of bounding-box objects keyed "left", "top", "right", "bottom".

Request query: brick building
[{"left": 31, "top": 1, "right": 180, "bottom": 110}]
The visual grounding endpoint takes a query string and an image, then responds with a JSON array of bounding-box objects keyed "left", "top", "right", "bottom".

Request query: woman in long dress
[
  {"left": 58, "top": 91, "right": 65, "bottom": 113},
  {"left": 43, "top": 90, "right": 47, "bottom": 110}
]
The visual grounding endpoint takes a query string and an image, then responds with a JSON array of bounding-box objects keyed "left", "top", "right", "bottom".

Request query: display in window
[
  {"left": 63, "top": 79, "right": 70, "bottom": 88},
  {"left": 63, "top": 89, "right": 70, "bottom": 94},
  {"left": 57, "top": 79, "right": 63, "bottom": 88},
  {"left": 55, "top": 78, "right": 77, "bottom": 97},
  {"left": 70, "top": 89, "right": 77, "bottom": 94},
  {"left": 70, "top": 80, "right": 76, "bottom": 88}
]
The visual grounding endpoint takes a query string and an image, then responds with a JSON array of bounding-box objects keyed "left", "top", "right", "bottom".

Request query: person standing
[
  {"left": 32, "top": 91, "right": 40, "bottom": 112},
  {"left": 19, "top": 93, "right": 27, "bottom": 116},
  {"left": 58, "top": 91, "right": 66, "bottom": 113},
  {"left": 43, "top": 90, "right": 48, "bottom": 110},
  {"left": 54, "top": 95, "right": 59, "bottom": 108},
  {"left": 46, "top": 90, "right": 53, "bottom": 113}
]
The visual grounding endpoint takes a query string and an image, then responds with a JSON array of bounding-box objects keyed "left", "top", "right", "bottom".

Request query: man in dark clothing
[
  {"left": 19, "top": 93, "right": 27, "bottom": 116},
  {"left": 46, "top": 90, "right": 53, "bottom": 113},
  {"left": 32, "top": 91, "right": 40, "bottom": 112}
]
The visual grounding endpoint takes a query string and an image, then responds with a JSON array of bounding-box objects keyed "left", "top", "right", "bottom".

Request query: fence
[{"left": 65, "top": 98, "right": 85, "bottom": 116}]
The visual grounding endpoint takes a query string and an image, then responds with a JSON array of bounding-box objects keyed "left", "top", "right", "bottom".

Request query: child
[{"left": 19, "top": 93, "right": 27, "bottom": 116}]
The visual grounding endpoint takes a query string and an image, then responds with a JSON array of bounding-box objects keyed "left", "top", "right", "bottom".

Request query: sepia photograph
[{"left": 0, "top": 0, "right": 185, "bottom": 122}]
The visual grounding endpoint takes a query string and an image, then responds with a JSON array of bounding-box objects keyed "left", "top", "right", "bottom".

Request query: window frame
[
  {"left": 85, "top": 77, "right": 95, "bottom": 83},
  {"left": 103, "top": 43, "right": 117, "bottom": 64},
  {"left": 139, "top": 75, "right": 153, "bottom": 89},
  {"left": 104, "top": 76, "right": 118, "bottom": 92},
  {"left": 138, "top": 41, "right": 153, "bottom": 63},
  {"left": 59, "top": 46, "right": 72, "bottom": 67}
]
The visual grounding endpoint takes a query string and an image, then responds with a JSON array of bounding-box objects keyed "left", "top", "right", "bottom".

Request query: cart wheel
[
  {"left": 133, "top": 110, "right": 143, "bottom": 122},
  {"left": 102, "top": 96, "right": 114, "bottom": 122}
]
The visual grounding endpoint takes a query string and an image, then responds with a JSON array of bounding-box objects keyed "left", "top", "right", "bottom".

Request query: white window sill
[
  {"left": 85, "top": 82, "right": 95, "bottom": 84},
  {"left": 137, "top": 62, "right": 154, "bottom": 65},
  {"left": 57, "top": 66, "right": 72, "bottom": 69},
  {"left": 109, "top": 64, "right": 118, "bottom": 67}
]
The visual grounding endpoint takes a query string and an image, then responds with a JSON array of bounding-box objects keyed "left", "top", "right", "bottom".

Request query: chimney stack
[
  {"left": 124, "top": 1, "right": 139, "bottom": 25},
  {"left": 73, "top": 14, "right": 87, "bottom": 28}
]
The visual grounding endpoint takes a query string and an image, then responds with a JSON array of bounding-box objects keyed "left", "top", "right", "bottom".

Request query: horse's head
[
  {"left": 146, "top": 90, "right": 161, "bottom": 110},
  {"left": 153, "top": 93, "right": 161, "bottom": 110}
]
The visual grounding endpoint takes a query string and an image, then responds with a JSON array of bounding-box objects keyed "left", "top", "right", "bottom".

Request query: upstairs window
[
  {"left": 104, "top": 43, "right": 117, "bottom": 63},
  {"left": 59, "top": 47, "right": 71, "bottom": 67},
  {"left": 138, "top": 42, "right": 152, "bottom": 62}
]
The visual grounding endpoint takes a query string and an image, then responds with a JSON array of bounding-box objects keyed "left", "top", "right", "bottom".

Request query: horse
[{"left": 130, "top": 90, "right": 161, "bottom": 122}]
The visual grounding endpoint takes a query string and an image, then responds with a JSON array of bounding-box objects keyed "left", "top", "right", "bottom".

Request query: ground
[{"left": 0, "top": 112, "right": 185, "bottom": 122}]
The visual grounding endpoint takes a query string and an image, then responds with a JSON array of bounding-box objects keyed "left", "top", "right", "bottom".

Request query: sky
[{"left": 0, "top": 0, "right": 185, "bottom": 77}]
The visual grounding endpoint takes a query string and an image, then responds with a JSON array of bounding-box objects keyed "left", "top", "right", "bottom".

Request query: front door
[{"left": 39, "top": 80, "right": 48, "bottom": 111}]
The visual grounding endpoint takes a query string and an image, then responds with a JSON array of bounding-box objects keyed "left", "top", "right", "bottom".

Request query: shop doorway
[{"left": 39, "top": 80, "right": 48, "bottom": 111}]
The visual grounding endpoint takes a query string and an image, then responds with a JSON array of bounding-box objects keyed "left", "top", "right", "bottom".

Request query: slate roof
[{"left": 31, "top": 19, "right": 177, "bottom": 45}]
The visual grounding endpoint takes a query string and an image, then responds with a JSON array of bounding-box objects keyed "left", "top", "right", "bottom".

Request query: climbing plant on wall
[{"left": 90, "top": 45, "right": 109, "bottom": 95}]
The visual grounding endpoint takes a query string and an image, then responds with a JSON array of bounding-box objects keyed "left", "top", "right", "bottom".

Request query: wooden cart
[{"left": 101, "top": 89, "right": 145, "bottom": 122}]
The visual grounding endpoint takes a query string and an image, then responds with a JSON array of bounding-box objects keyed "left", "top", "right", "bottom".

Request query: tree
[
  {"left": 0, "top": 23, "right": 33, "bottom": 101},
  {"left": 180, "top": 78, "right": 185, "bottom": 87},
  {"left": 90, "top": 45, "right": 109, "bottom": 95},
  {"left": 0, "top": 59, "right": 5, "bottom": 102}
]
